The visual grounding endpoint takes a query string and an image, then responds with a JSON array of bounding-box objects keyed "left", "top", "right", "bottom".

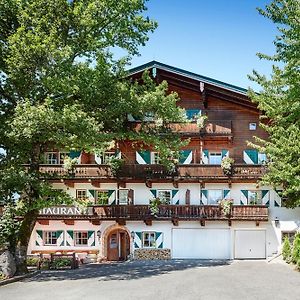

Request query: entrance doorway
[{"left": 107, "top": 229, "right": 130, "bottom": 261}]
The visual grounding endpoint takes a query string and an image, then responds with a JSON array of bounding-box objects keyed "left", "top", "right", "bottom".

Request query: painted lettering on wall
[{"left": 39, "top": 206, "right": 91, "bottom": 215}]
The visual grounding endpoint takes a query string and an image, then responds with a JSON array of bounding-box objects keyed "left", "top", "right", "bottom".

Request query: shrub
[
  {"left": 0, "top": 272, "right": 7, "bottom": 280},
  {"left": 291, "top": 233, "right": 300, "bottom": 264},
  {"left": 282, "top": 237, "right": 292, "bottom": 262},
  {"left": 26, "top": 256, "right": 40, "bottom": 267},
  {"left": 51, "top": 257, "right": 72, "bottom": 269},
  {"left": 39, "top": 258, "right": 51, "bottom": 270}
]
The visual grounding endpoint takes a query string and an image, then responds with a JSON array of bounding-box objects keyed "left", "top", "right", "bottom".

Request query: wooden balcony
[
  {"left": 33, "top": 164, "right": 265, "bottom": 180},
  {"left": 93, "top": 204, "right": 268, "bottom": 221},
  {"left": 0, "top": 205, "right": 268, "bottom": 222},
  {"left": 132, "top": 120, "right": 232, "bottom": 136}
]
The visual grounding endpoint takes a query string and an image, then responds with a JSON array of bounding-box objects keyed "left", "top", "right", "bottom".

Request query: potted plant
[
  {"left": 219, "top": 199, "right": 233, "bottom": 217},
  {"left": 108, "top": 157, "right": 124, "bottom": 177},
  {"left": 221, "top": 157, "right": 234, "bottom": 176},
  {"left": 149, "top": 198, "right": 161, "bottom": 216}
]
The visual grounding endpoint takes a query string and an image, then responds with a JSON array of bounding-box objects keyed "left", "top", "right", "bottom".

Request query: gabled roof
[{"left": 127, "top": 60, "right": 248, "bottom": 96}]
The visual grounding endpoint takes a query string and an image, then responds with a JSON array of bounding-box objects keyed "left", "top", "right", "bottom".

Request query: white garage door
[
  {"left": 172, "top": 228, "right": 231, "bottom": 259},
  {"left": 234, "top": 230, "right": 266, "bottom": 259}
]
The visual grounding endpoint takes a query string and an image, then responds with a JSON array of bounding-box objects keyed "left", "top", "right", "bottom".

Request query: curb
[{"left": 0, "top": 270, "right": 40, "bottom": 287}]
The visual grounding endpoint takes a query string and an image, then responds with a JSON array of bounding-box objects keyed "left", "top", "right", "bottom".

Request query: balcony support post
[
  {"left": 172, "top": 218, "right": 179, "bottom": 226},
  {"left": 145, "top": 179, "right": 152, "bottom": 188},
  {"left": 200, "top": 219, "right": 205, "bottom": 226}
]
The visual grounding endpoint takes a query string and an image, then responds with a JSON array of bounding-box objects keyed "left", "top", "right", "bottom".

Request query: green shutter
[
  {"left": 69, "top": 151, "right": 81, "bottom": 159},
  {"left": 179, "top": 150, "right": 192, "bottom": 164},
  {"left": 221, "top": 150, "right": 229, "bottom": 159},
  {"left": 150, "top": 189, "right": 157, "bottom": 198},
  {"left": 244, "top": 150, "right": 258, "bottom": 164},
  {"left": 223, "top": 190, "right": 230, "bottom": 199}
]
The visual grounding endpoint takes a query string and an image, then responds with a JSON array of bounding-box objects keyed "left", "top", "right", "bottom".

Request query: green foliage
[
  {"left": 149, "top": 198, "right": 162, "bottom": 215},
  {"left": 39, "top": 258, "right": 50, "bottom": 270},
  {"left": 282, "top": 237, "right": 292, "bottom": 262},
  {"left": 221, "top": 157, "right": 234, "bottom": 176},
  {"left": 219, "top": 199, "right": 233, "bottom": 216},
  {"left": 249, "top": 0, "right": 300, "bottom": 206},
  {"left": 0, "top": 204, "right": 20, "bottom": 251},
  {"left": 292, "top": 233, "right": 300, "bottom": 264},
  {"left": 26, "top": 256, "right": 40, "bottom": 267},
  {"left": 51, "top": 257, "right": 73, "bottom": 269},
  {"left": 108, "top": 158, "right": 124, "bottom": 177}
]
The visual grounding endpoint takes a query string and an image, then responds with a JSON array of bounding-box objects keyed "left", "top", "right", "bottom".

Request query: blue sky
[{"left": 128, "top": 0, "right": 277, "bottom": 91}]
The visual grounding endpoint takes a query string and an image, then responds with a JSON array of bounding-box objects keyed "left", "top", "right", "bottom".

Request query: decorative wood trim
[
  {"left": 91, "top": 219, "right": 101, "bottom": 226},
  {"left": 144, "top": 218, "right": 152, "bottom": 226},
  {"left": 200, "top": 181, "right": 205, "bottom": 188},
  {"left": 63, "top": 219, "right": 75, "bottom": 225},
  {"left": 256, "top": 221, "right": 260, "bottom": 227},
  {"left": 91, "top": 180, "right": 101, "bottom": 188},
  {"left": 172, "top": 218, "right": 179, "bottom": 226},
  {"left": 228, "top": 180, "right": 232, "bottom": 188},
  {"left": 172, "top": 180, "right": 179, "bottom": 188},
  {"left": 37, "top": 219, "right": 49, "bottom": 225},
  {"left": 228, "top": 220, "right": 232, "bottom": 227},
  {"left": 116, "top": 219, "right": 126, "bottom": 226},
  {"left": 200, "top": 219, "right": 205, "bottom": 226},
  {"left": 63, "top": 180, "right": 74, "bottom": 188},
  {"left": 145, "top": 179, "right": 152, "bottom": 188},
  {"left": 117, "top": 181, "right": 126, "bottom": 189}
]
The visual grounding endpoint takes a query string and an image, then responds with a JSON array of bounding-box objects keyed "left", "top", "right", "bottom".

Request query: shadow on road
[{"left": 25, "top": 259, "right": 232, "bottom": 282}]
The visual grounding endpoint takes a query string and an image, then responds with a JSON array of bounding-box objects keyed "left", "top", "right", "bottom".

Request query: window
[
  {"left": 249, "top": 123, "right": 257, "bottom": 130},
  {"left": 76, "top": 190, "right": 87, "bottom": 200},
  {"left": 186, "top": 109, "right": 201, "bottom": 120},
  {"left": 144, "top": 112, "right": 155, "bottom": 121},
  {"left": 142, "top": 232, "right": 156, "bottom": 248},
  {"left": 248, "top": 191, "right": 262, "bottom": 205},
  {"left": 45, "top": 152, "right": 58, "bottom": 164},
  {"left": 74, "top": 231, "right": 88, "bottom": 246},
  {"left": 95, "top": 190, "right": 109, "bottom": 205},
  {"left": 208, "top": 190, "right": 223, "bottom": 205},
  {"left": 59, "top": 152, "right": 69, "bottom": 164},
  {"left": 157, "top": 190, "right": 171, "bottom": 204},
  {"left": 99, "top": 152, "right": 116, "bottom": 164},
  {"left": 151, "top": 152, "right": 160, "bottom": 164},
  {"left": 44, "top": 231, "right": 57, "bottom": 245},
  {"left": 258, "top": 153, "right": 267, "bottom": 164},
  {"left": 209, "top": 152, "right": 222, "bottom": 165},
  {"left": 282, "top": 232, "right": 296, "bottom": 244},
  {"left": 118, "top": 189, "right": 129, "bottom": 205}
]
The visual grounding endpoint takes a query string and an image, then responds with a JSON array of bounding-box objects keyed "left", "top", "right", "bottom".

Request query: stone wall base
[{"left": 134, "top": 249, "right": 171, "bottom": 260}]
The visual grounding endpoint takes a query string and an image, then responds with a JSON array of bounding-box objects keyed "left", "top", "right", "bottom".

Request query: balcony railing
[
  {"left": 0, "top": 205, "right": 268, "bottom": 221},
  {"left": 34, "top": 164, "right": 266, "bottom": 180},
  {"left": 133, "top": 120, "right": 232, "bottom": 136},
  {"left": 93, "top": 204, "right": 268, "bottom": 221}
]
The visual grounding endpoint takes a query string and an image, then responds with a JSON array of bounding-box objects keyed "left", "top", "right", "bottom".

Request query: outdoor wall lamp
[
  {"left": 131, "top": 231, "right": 135, "bottom": 240},
  {"left": 275, "top": 217, "right": 280, "bottom": 228},
  {"left": 97, "top": 230, "right": 102, "bottom": 238}
]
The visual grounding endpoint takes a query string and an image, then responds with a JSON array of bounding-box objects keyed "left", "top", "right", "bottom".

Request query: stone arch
[{"left": 99, "top": 223, "right": 133, "bottom": 261}]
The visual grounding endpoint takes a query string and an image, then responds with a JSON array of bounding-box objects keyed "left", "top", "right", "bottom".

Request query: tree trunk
[{"left": 15, "top": 209, "right": 39, "bottom": 275}]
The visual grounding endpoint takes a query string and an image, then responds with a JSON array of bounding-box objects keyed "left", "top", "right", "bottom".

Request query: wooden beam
[
  {"left": 256, "top": 220, "right": 260, "bottom": 227},
  {"left": 144, "top": 218, "right": 152, "bottom": 226},
  {"left": 200, "top": 219, "right": 205, "bottom": 227},
  {"left": 228, "top": 180, "right": 232, "bottom": 188},
  {"left": 228, "top": 220, "right": 232, "bottom": 227},
  {"left": 172, "top": 180, "right": 179, "bottom": 189},
  {"left": 91, "top": 180, "right": 101, "bottom": 188},
  {"left": 118, "top": 181, "right": 126, "bottom": 188},
  {"left": 63, "top": 180, "right": 74, "bottom": 188},
  {"left": 91, "top": 219, "right": 101, "bottom": 226},
  {"left": 200, "top": 181, "right": 205, "bottom": 188},
  {"left": 172, "top": 218, "right": 179, "bottom": 226},
  {"left": 63, "top": 219, "right": 75, "bottom": 225},
  {"left": 37, "top": 219, "right": 49, "bottom": 225},
  {"left": 145, "top": 179, "right": 152, "bottom": 188},
  {"left": 116, "top": 219, "right": 126, "bottom": 226}
]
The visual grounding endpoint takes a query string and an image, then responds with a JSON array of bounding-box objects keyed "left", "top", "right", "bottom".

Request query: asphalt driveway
[{"left": 1, "top": 259, "right": 300, "bottom": 300}]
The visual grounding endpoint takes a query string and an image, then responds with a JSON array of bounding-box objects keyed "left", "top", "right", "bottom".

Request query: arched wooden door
[{"left": 107, "top": 229, "right": 130, "bottom": 261}]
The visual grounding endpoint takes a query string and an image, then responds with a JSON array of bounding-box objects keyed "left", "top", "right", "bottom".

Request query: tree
[
  {"left": 249, "top": 0, "right": 300, "bottom": 207},
  {"left": 0, "top": 0, "right": 186, "bottom": 274}
]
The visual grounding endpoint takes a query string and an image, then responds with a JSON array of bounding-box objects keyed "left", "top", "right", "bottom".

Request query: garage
[
  {"left": 234, "top": 230, "right": 266, "bottom": 259},
  {"left": 172, "top": 228, "right": 231, "bottom": 259}
]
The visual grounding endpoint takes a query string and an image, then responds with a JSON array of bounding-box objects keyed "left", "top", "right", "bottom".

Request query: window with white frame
[
  {"left": 95, "top": 190, "right": 109, "bottom": 205},
  {"left": 43, "top": 231, "right": 57, "bottom": 245},
  {"left": 118, "top": 189, "right": 129, "bottom": 205},
  {"left": 258, "top": 153, "right": 267, "bottom": 164},
  {"left": 76, "top": 189, "right": 87, "bottom": 200},
  {"left": 157, "top": 190, "right": 171, "bottom": 204},
  {"left": 151, "top": 152, "right": 160, "bottom": 164},
  {"left": 142, "top": 232, "right": 156, "bottom": 248},
  {"left": 209, "top": 152, "right": 222, "bottom": 165},
  {"left": 45, "top": 152, "right": 59, "bottom": 164},
  {"left": 99, "top": 152, "right": 116, "bottom": 164},
  {"left": 248, "top": 190, "right": 262, "bottom": 205},
  {"left": 59, "top": 152, "right": 69, "bottom": 164},
  {"left": 74, "top": 231, "right": 88, "bottom": 246},
  {"left": 208, "top": 190, "right": 223, "bottom": 205}
]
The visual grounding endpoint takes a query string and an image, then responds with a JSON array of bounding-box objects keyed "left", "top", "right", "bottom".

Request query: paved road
[{"left": 1, "top": 259, "right": 300, "bottom": 300}]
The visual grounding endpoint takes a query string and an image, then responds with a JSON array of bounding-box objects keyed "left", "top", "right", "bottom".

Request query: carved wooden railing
[
  {"left": 0, "top": 205, "right": 269, "bottom": 221},
  {"left": 93, "top": 205, "right": 268, "bottom": 221},
  {"left": 132, "top": 120, "right": 232, "bottom": 136},
  {"left": 32, "top": 164, "right": 266, "bottom": 179}
]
